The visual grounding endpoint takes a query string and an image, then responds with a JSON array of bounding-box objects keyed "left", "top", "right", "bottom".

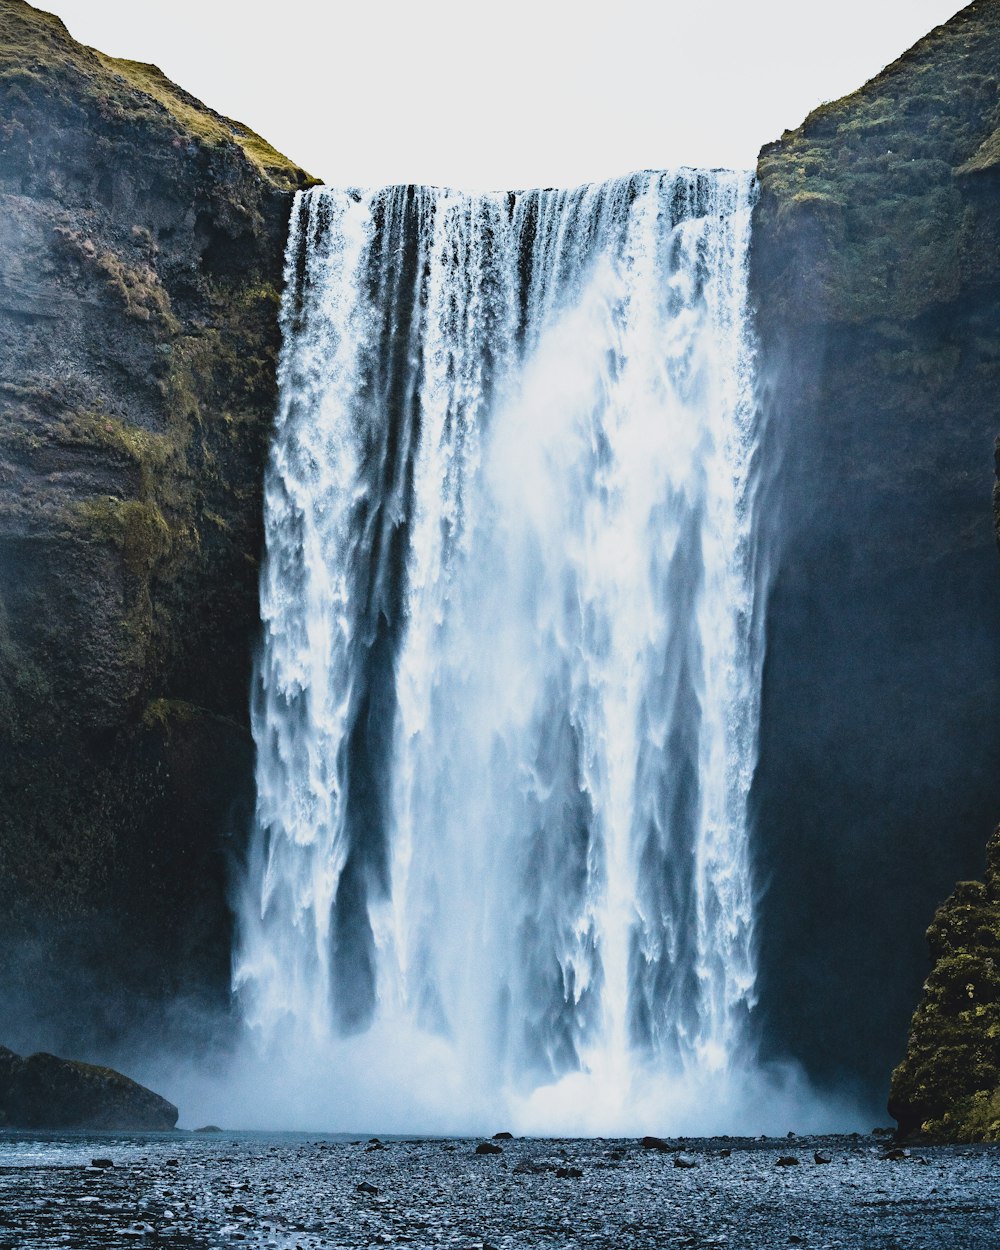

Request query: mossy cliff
[
  {"left": 0, "top": 0, "right": 314, "bottom": 1052},
  {"left": 751, "top": 0, "right": 1000, "bottom": 1105}
]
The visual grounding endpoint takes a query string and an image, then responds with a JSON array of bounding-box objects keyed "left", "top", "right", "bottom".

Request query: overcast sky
[{"left": 41, "top": 0, "right": 969, "bottom": 189}]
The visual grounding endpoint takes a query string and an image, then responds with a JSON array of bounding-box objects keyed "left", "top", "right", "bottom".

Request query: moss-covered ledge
[{"left": 889, "top": 826, "right": 1000, "bottom": 1140}]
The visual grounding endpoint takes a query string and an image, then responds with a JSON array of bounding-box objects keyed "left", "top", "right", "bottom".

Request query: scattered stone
[
  {"left": 165, "top": 1159, "right": 179, "bottom": 1167},
  {"left": 814, "top": 1151, "right": 832, "bottom": 1165},
  {"left": 513, "top": 1158, "right": 547, "bottom": 1174},
  {"left": 776, "top": 1156, "right": 800, "bottom": 1167},
  {"left": 555, "top": 1165, "right": 583, "bottom": 1178},
  {"left": 475, "top": 1141, "right": 503, "bottom": 1155},
  {"left": 493, "top": 1131, "right": 514, "bottom": 1139},
  {"left": 90, "top": 1158, "right": 113, "bottom": 1169},
  {"left": 882, "top": 1147, "right": 911, "bottom": 1161},
  {"left": 718, "top": 1148, "right": 732, "bottom": 1158},
  {"left": 355, "top": 1182, "right": 378, "bottom": 1195},
  {"left": 641, "top": 1135, "right": 673, "bottom": 1152},
  {"left": 674, "top": 1154, "right": 698, "bottom": 1169},
  {"left": 788, "top": 1236, "right": 804, "bottom": 1245}
]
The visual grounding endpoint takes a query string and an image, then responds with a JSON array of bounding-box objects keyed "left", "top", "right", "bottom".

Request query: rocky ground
[{"left": 0, "top": 1131, "right": 997, "bottom": 1249}]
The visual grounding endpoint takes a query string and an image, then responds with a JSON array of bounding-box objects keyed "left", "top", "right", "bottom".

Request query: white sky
[{"left": 40, "top": 0, "right": 969, "bottom": 190}]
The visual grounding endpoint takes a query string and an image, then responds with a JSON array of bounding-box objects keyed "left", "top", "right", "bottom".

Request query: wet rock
[
  {"left": 0, "top": 1048, "right": 177, "bottom": 1130},
  {"left": 555, "top": 1166, "right": 583, "bottom": 1178},
  {"left": 475, "top": 1142, "right": 503, "bottom": 1155},
  {"left": 493, "top": 1131, "right": 514, "bottom": 1139},
  {"left": 674, "top": 1154, "right": 698, "bottom": 1169},
  {"left": 90, "top": 1158, "right": 113, "bottom": 1169},
  {"left": 777, "top": 1156, "right": 800, "bottom": 1167},
  {"left": 641, "top": 1135, "right": 673, "bottom": 1152},
  {"left": 355, "top": 1182, "right": 378, "bottom": 1195},
  {"left": 814, "top": 1151, "right": 832, "bottom": 1164},
  {"left": 513, "top": 1159, "right": 547, "bottom": 1174},
  {"left": 882, "top": 1147, "right": 911, "bottom": 1161}
]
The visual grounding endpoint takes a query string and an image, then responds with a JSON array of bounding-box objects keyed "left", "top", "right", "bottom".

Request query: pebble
[{"left": 0, "top": 1132, "right": 995, "bottom": 1249}]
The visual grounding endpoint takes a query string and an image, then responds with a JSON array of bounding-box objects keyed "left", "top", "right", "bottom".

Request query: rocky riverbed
[{"left": 0, "top": 1131, "right": 997, "bottom": 1249}]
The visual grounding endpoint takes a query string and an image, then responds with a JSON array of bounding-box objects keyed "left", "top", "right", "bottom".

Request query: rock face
[
  {"left": 888, "top": 827, "right": 1000, "bottom": 1140},
  {"left": 0, "top": 0, "right": 314, "bottom": 1052},
  {"left": 0, "top": 1045, "right": 178, "bottom": 1129},
  {"left": 751, "top": 0, "right": 1000, "bottom": 1102}
]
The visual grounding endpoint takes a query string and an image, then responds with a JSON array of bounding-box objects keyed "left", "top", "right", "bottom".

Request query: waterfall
[{"left": 234, "top": 171, "right": 765, "bottom": 1133}]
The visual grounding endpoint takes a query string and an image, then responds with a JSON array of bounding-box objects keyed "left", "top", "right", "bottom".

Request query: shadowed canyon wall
[
  {"left": 751, "top": 0, "right": 1000, "bottom": 1106},
  {"left": 0, "top": 0, "right": 312, "bottom": 1055}
]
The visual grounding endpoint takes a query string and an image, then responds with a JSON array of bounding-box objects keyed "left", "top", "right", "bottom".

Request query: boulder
[{"left": 0, "top": 1046, "right": 177, "bottom": 1130}]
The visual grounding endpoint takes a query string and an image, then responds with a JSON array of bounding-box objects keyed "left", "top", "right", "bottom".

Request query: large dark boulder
[
  {"left": 0, "top": 0, "right": 315, "bottom": 1054},
  {"left": 0, "top": 1045, "right": 177, "bottom": 1129},
  {"left": 750, "top": 0, "right": 1000, "bottom": 1106}
]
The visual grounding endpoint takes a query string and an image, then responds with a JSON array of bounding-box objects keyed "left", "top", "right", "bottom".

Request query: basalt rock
[
  {"left": 0, "top": 1045, "right": 177, "bottom": 1129},
  {"left": 0, "top": 0, "right": 315, "bottom": 1052},
  {"left": 752, "top": 0, "right": 1000, "bottom": 1102}
]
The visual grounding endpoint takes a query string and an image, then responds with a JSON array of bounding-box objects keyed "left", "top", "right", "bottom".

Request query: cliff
[
  {"left": 0, "top": 0, "right": 314, "bottom": 1052},
  {"left": 751, "top": 0, "right": 1000, "bottom": 1105}
]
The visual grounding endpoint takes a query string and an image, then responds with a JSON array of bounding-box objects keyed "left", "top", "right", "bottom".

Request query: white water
[{"left": 234, "top": 171, "right": 767, "bottom": 1134}]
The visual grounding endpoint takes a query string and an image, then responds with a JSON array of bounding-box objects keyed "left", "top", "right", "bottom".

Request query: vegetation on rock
[{"left": 889, "top": 827, "right": 1000, "bottom": 1140}]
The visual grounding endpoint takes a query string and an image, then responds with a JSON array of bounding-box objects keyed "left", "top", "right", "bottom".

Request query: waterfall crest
[{"left": 235, "top": 171, "right": 765, "bottom": 1132}]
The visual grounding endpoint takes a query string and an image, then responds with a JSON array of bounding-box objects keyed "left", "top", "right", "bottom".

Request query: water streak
[{"left": 235, "top": 171, "right": 765, "bottom": 1131}]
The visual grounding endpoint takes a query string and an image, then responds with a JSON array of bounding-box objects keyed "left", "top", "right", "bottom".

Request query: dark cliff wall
[
  {"left": 0, "top": 0, "right": 313, "bottom": 1055},
  {"left": 751, "top": 0, "right": 1000, "bottom": 1107}
]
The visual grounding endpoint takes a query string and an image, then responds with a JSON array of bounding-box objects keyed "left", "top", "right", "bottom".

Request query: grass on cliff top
[
  {"left": 0, "top": 0, "right": 318, "bottom": 191},
  {"left": 95, "top": 56, "right": 319, "bottom": 192},
  {"left": 756, "top": 0, "right": 1000, "bottom": 322}
]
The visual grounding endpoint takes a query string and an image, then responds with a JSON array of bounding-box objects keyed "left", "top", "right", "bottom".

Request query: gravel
[{"left": 0, "top": 1130, "right": 997, "bottom": 1249}]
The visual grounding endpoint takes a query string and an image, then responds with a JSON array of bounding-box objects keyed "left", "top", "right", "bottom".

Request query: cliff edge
[
  {"left": 751, "top": 0, "right": 1000, "bottom": 1102},
  {"left": 0, "top": 0, "right": 313, "bottom": 1050}
]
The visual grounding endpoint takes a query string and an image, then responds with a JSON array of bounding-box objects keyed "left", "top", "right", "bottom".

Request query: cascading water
[{"left": 234, "top": 170, "right": 766, "bottom": 1133}]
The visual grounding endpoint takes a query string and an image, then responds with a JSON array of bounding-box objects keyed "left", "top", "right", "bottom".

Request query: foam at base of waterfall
[{"left": 157, "top": 1027, "right": 869, "bottom": 1137}]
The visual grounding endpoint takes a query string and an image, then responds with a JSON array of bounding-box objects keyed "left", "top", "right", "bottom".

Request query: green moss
[
  {"left": 889, "top": 827, "right": 1000, "bottom": 1140},
  {"left": 0, "top": 0, "right": 318, "bottom": 191},
  {"left": 73, "top": 496, "right": 171, "bottom": 577},
  {"left": 97, "top": 56, "right": 318, "bottom": 191},
  {"left": 140, "top": 697, "right": 199, "bottom": 731},
  {"left": 51, "top": 227, "right": 179, "bottom": 333},
  {"left": 756, "top": 0, "right": 1000, "bottom": 324}
]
